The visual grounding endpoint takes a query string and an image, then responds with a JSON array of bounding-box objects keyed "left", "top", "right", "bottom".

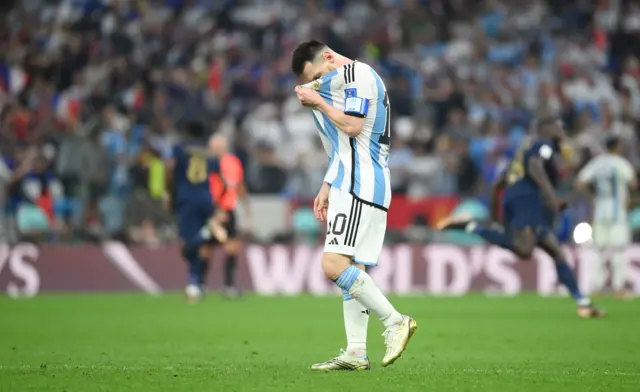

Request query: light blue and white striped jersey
[
  {"left": 302, "top": 61, "right": 392, "bottom": 210},
  {"left": 578, "top": 153, "right": 636, "bottom": 223}
]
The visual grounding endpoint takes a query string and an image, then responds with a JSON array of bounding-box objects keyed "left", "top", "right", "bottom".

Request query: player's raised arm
[
  {"left": 315, "top": 62, "right": 375, "bottom": 137},
  {"left": 291, "top": 42, "right": 368, "bottom": 138},
  {"left": 295, "top": 84, "right": 367, "bottom": 138},
  {"left": 575, "top": 157, "right": 597, "bottom": 192}
]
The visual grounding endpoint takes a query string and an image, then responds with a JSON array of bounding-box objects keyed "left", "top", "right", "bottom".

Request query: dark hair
[
  {"left": 537, "top": 117, "right": 557, "bottom": 133},
  {"left": 291, "top": 40, "right": 327, "bottom": 76},
  {"left": 185, "top": 121, "right": 205, "bottom": 139},
  {"left": 605, "top": 135, "right": 621, "bottom": 151}
]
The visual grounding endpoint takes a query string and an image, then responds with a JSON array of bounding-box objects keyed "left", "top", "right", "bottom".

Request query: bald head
[{"left": 208, "top": 134, "right": 228, "bottom": 157}]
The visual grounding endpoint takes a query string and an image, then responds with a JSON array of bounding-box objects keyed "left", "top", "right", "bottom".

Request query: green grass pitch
[{"left": 0, "top": 294, "right": 638, "bottom": 392}]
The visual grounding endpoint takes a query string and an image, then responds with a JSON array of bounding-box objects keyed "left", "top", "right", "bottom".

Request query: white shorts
[
  {"left": 592, "top": 222, "right": 631, "bottom": 247},
  {"left": 324, "top": 187, "right": 387, "bottom": 266}
]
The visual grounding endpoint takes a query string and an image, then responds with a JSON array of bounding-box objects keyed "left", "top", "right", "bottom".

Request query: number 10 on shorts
[{"left": 323, "top": 188, "right": 387, "bottom": 266}]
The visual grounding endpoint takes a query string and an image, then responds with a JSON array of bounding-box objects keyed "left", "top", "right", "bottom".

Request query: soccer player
[
  {"left": 576, "top": 136, "right": 637, "bottom": 298},
  {"left": 438, "top": 118, "right": 606, "bottom": 318},
  {"left": 164, "top": 122, "right": 228, "bottom": 303},
  {"left": 291, "top": 40, "right": 417, "bottom": 371},
  {"left": 208, "top": 134, "right": 251, "bottom": 299}
]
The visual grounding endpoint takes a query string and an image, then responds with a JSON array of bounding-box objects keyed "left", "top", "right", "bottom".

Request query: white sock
[
  {"left": 611, "top": 249, "right": 628, "bottom": 291},
  {"left": 577, "top": 297, "right": 592, "bottom": 306},
  {"left": 348, "top": 270, "right": 403, "bottom": 328},
  {"left": 343, "top": 299, "right": 369, "bottom": 357}
]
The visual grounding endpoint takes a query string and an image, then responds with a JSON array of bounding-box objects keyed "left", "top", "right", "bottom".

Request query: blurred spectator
[
  {"left": 454, "top": 141, "right": 480, "bottom": 197},
  {"left": 78, "top": 129, "right": 111, "bottom": 230},
  {"left": 247, "top": 142, "right": 288, "bottom": 194},
  {"left": 407, "top": 141, "right": 442, "bottom": 198},
  {"left": 126, "top": 145, "right": 171, "bottom": 246},
  {"left": 0, "top": 0, "right": 639, "bottom": 243},
  {"left": 388, "top": 138, "right": 414, "bottom": 195},
  {"left": 442, "top": 108, "right": 474, "bottom": 140},
  {"left": 12, "top": 149, "right": 63, "bottom": 237},
  {"left": 0, "top": 151, "right": 12, "bottom": 238},
  {"left": 285, "top": 138, "right": 327, "bottom": 200}
]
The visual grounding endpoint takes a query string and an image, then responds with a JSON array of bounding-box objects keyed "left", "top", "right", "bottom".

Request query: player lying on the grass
[
  {"left": 164, "top": 122, "right": 228, "bottom": 303},
  {"left": 438, "top": 118, "right": 606, "bottom": 318},
  {"left": 292, "top": 40, "right": 417, "bottom": 371},
  {"left": 575, "top": 136, "right": 637, "bottom": 298},
  {"left": 208, "top": 134, "right": 251, "bottom": 299}
]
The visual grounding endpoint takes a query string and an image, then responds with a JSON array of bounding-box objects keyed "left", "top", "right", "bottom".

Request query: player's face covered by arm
[{"left": 299, "top": 56, "right": 335, "bottom": 84}]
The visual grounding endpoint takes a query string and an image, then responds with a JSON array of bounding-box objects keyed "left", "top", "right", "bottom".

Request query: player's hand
[
  {"left": 313, "top": 183, "right": 330, "bottom": 222},
  {"left": 295, "top": 85, "right": 322, "bottom": 108}
]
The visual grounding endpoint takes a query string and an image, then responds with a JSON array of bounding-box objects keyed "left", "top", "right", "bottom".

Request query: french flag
[
  {"left": 52, "top": 92, "right": 81, "bottom": 125},
  {"left": 0, "top": 64, "right": 28, "bottom": 94}
]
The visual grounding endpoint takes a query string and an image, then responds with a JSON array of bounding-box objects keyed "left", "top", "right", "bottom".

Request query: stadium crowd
[{"left": 2, "top": 0, "right": 640, "bottom": 244}]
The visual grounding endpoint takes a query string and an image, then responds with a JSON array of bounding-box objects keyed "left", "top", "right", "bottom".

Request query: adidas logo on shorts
[{"left": 329, "top": 238, "right": 339, "bottom": 245}]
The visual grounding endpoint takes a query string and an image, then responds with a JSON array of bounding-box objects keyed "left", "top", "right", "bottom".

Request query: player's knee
[{"left": 321, "top": 252, "right": 353, "bottom": 280}]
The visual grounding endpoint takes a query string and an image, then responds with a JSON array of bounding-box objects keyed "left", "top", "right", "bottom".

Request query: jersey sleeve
[
  {"left": 343, "top": 62, "right": 376, "bottom": 118},
  {"left": 577, "top": 159, "right": 597, "bottom": 183},
  {"left": 619, "top": 158, "right": 636, "bottom": 183}
]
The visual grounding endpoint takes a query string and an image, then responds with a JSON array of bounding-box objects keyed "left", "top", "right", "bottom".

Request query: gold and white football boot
[
  {"left": 311, "top": 349, "right": 370, "bottom": 371},
  {"left": 381, "top": 315, "right": 418, "bottom": 367}
]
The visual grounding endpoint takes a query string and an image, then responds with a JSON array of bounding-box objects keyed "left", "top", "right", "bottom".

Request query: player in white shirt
[
  {"left": 291, "top": 40, "right": 417, "bottom": 371},
  {"left": 576, "top": 136, "right": 637, "bottom": 297}
]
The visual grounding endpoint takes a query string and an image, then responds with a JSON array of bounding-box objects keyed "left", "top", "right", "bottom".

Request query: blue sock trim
[
  {"left": 354, "top": 259, "right": 377, "bottom": 266},
  {"left": 335, "top": 265, "right": 361, "bottom": 291},
  {"left": 342, "top": 289, "right": 353, "bottom": 301}
]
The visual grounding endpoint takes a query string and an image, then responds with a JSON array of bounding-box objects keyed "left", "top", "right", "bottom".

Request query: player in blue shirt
[
  {"left": 438, "top": 118, "right": 605, "bottom": 318},
  {"left": 164, "top": 123, "right": 228, "bottom": 303}
]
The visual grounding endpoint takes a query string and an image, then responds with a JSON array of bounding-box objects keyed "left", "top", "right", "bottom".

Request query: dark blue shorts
[
  {"left": 502, "top": 193, "right": 553, "bottom": 237},
  {"left": 176, "top": 200, "right": 214, "bottom": 241}
]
